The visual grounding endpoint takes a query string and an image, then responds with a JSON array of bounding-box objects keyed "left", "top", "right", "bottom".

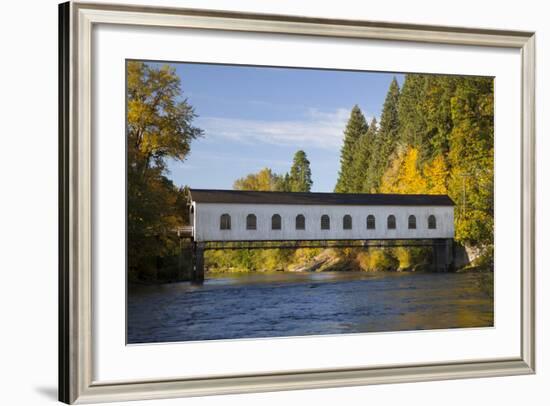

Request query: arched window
[
  {"left": 246, "top": 214, "right": 257, "bottom": 230},
  {"left": 343, "top": 214, "right": 352, "bottom": 230},
  {"left": 220, "top": 213, "right": 231, "bottom": 230},
  {"left": 367, "top": 215, "right": 375, "bottom": 230},
  {"left": 296, "top": 214, "right": 305, "bottom": 230},
  {"left": 271, "top": 214, "right": 281, "bottom": 230},
  {"left": 321, "top": 215, "right": 330, "bottom": 230},
  {"left": 387, "top": 215, "right": 396, "bottom": 229},
  {"left": 428, "top": 215, "right": 437, "bottom": 229},
  {"left": 408, "top": 215, "right": 417, "bottom": 229}
]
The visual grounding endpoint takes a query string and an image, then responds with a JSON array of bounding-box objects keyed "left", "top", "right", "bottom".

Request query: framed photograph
[{"left": 59, "top": 1, "right": 535, "bottom": 404}]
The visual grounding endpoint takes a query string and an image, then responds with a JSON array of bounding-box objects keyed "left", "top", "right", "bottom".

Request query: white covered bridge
[{"left": 184, "top": 189, "right": 456, "bottom": 281}]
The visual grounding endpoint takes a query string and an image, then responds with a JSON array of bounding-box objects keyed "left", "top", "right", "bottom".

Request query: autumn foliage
[{"left": 127, "top": 61, "right": 202, "bottom": 281}]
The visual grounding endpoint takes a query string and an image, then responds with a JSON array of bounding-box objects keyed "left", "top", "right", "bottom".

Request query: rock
[{"left": 287, "top": 249, "right": 344, "bottom": 272}]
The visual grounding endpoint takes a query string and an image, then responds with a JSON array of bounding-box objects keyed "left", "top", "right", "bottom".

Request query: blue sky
[{"left": 158, "top": 62, "right": 404, "bottom": 192}]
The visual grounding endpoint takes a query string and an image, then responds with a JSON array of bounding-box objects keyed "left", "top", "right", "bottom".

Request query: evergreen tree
[
  {"left": 274, "top": 173, "right": 291, "bottom": 192},
  {"left": 421, "top": 76, "right": 456, "bottom": 162},
  {"left": 364, "top": 78, "right": 400, "bottom": 192},
  {"left": 289, "top": 150, "right": 313, "bottom": 192},
  {"left": 350, "top": 117, "right": 377, "bottom": 192},
  {"left": 334, "top": 105, "right": 369, "bottom": 192},
  {"left": 397, "top": 74, "right": 427, "bottom": 148}
]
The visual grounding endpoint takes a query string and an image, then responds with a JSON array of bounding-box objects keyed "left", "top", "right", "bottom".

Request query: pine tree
[
  {"left": 289, "top": 150, "right": 313, "bottom": 192},
  {"left": 334, "top": 105, "right": 369, "bottom": 192}
]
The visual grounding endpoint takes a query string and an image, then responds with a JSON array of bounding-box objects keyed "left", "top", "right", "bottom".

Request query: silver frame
[{"left": 59, "top": 1, "right": 536, "bottom": 403}]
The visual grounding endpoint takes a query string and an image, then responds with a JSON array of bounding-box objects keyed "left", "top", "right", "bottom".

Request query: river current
[{"left": 127, "top": 271, "right": 493, "bottom": 344}]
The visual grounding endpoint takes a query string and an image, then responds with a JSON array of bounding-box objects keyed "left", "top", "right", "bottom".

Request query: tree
[
  {"left": 233, "top": 168, "right": 281, "bottom": 191},
  {"left": 127, "top": 61, "right": 203, "bottom": 173},
  {"left": 397, "top": 74, "right": 427, "bottom": 148},
  {"left": 447, "top": 77, "right": 494, "bottom": 245},
  {"left": 274, "top": 173, "right": 291, "bottom": 192},
  {"left": 379, "top": 146, "right": 427, "bottom": 194},
  {"left": 288, "top": 150, "right": 313, "bottom": 192},
  {"left": 334, "top": 105, "right": 369, "bottom": 192},
  {"left": 423, "top": 154, "right": 448, "bottom": 194},
  {"left": 364, "top": 77, "right": 400, "bottom": 192},
  {"left": 233, "top": 151, "right": 313, "bottom": 193},
  {"left": 127, "top": 61, "right": 203, "bottom": 280},
  {"left": 349, "top": 118, "right": 377, "bottom": 192},
  {"left": 360, "top": 73, "right": 493, "bottom": 263}
]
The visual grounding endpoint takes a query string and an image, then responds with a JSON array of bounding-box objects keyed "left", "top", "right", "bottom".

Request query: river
[{"left": 127, "top": 271, "right": 493, "bottom": 344}]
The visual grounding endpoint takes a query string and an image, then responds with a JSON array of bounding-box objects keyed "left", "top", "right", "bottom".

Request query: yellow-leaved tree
[
  {"left": 423, "top": 154, "right": 448, "bottom": 194},
  {"left": 233, "top": 168, "right": 279, "bottom": 191},
  {"left": 380, "top": 147, "right": 427, "bottom": 194},
  {"left": 127, "top": 61, "right": 203, "bottom": 281}
]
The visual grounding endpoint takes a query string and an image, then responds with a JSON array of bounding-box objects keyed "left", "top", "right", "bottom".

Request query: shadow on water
[{"left": 128, "top": 271, "right": 494, "bottom": 344}]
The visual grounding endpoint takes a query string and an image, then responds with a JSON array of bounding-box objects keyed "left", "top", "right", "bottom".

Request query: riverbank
[
  {"left": 206, "top": 247, "right": 493, "bottom": 275},
  {"left": 129, "top": 246, "right": 493, "bottom": 285}
]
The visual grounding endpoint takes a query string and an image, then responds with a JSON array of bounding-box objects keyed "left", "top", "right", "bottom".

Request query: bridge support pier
[
  {"left": 433, "top": 238, "right": 454, "bottom": 272},
  {"left": 191, "top": 241, "right": 205, "bottom": 284}
]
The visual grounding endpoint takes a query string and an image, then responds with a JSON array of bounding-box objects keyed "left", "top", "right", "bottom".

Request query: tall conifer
[
  {"left": 365, "top": 78, "right": 400, "bottom": 192},
  {"left": 350, "top": 117, "right": 377, "bottom": 192},
  {"left": 334, "top": 105, "right": 369, "bottom": 192},
  {"left": 289, "top": 150, "right": 313, "bottom": 192}
]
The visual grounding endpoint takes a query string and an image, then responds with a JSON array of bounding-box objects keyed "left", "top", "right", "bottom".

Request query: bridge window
[
  {"left": 343, "top": 215, "right": 352, "bottom": 230},
  {"left": 367, "top": 215, "right": 375, "bottom": 230},
  {"left": 296, "top": 214, "right": 305, "bottom": 230},
  {"left": 321, "top": 215, "right": 330, "bottom": 230},
  {"left": 428, "top": 215, "right": 437, "bottom": 229},
  {"left": 272, "top": 214, "right": 282, "bottom": 230},
  {"left": 296, "top": 214, "right": 306, "bottom": 230},
  {"left": 220, "top": 213, "right": 231, "bottom": 230},
  {"left": 387, "top": 215, "right": 396, "bottom": 229},
  {"left": 408, "top": 215, "right": 417, "bottom": 229},
  {"left": 246, "top": 214, "right": 257, "bottom": 230}
]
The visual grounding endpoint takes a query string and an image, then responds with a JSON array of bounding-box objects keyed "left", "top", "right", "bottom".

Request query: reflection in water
[{"left": 127, "top": 271, "right": 493, "bottom": 344}]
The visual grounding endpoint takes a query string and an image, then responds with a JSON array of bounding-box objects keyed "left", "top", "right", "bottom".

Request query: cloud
[
  {"left": 180, "top": 151, "right": 291, "bottom": 170},
  {"left": 195, "top": 107, "right": 364, "bottom": 150}
]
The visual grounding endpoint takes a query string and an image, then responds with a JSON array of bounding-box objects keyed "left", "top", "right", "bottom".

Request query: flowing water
[{"left": 127, "top": 271, "right": 493, "bottom": 344}]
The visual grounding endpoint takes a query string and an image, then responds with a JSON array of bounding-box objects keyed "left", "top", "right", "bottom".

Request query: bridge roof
[{"left": 189, "top": 189, "right": 455, "bottom": 206}]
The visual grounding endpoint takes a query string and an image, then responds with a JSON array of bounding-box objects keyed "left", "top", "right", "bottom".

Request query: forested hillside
[{"left": 335, "top": 75, "right": 494, "bottom": 248}]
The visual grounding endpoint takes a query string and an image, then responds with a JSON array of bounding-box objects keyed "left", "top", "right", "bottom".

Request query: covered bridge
[
  {"left": 184, "top": 189, "right": 456, "bottom": 281},
  {"left": 188, "top": 189, "right": 455, "bottom": 242}
]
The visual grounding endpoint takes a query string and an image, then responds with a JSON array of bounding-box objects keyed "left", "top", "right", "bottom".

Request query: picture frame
[{"left": 59, "top": 1, "right": 535, "bottom": 404}]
